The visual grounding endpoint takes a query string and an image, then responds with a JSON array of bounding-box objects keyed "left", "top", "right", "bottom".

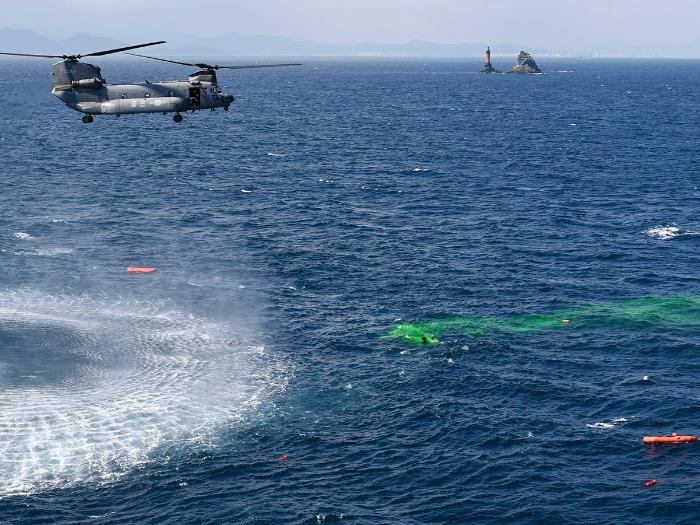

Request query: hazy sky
[{"left": 4, "top": 0, "right": 700, "bottom": 56}]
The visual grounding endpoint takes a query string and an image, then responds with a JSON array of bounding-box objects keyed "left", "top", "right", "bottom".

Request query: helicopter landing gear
[
  {"left": 173, "top": 113, "right": 183, "bottom": 123},
  {"left": 82, "top": 114, "right": 94, "bottom": 124}
]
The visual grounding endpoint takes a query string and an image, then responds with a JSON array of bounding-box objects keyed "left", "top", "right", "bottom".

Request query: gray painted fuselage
[{"left": 51, "top": 61, "right": 234, "bottom": 116}]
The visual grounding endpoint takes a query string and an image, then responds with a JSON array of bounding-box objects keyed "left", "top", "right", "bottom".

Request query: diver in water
[{"left": 421, "top": 336, "right": 428, "bottom": 344}]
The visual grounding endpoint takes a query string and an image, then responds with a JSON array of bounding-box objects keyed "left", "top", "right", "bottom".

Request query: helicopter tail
[{"left": 52, "top": 61, "right": 105, "bottom": 91}]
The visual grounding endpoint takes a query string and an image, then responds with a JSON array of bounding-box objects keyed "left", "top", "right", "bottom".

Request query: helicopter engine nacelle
[{"left": 71, "top": 78, "right": 105, "bottom": 89}]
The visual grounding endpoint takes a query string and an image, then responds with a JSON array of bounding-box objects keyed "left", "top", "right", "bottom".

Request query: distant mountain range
[{"left": 0, "top": 29, "right": 533, "bottom": 58}]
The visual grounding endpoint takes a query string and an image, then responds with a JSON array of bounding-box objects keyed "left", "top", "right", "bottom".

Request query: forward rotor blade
[
  {"left": 83, "top": 41, "right": 166, "bottom": 58},
  {"left": 216, "top": 63, "right": 302, "bottom": 70},
  {"left": 0, "top": 52, "right": 63, "bottom": 59},
  {"left": 126, "top": 52, "right": 200, "bottom": 67},
  {"left": 127, "top": 53, "right": 301, "bottom": 71}
]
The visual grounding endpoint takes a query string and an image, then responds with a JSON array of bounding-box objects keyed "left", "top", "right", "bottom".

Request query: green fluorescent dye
[{"left": 385, "top": 295, "right": 700, "bottom": 345}]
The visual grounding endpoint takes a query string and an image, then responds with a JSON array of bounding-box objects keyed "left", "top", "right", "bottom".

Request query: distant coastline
[{"left": 1, "top": 28, "right": 698, "bottom": 59}]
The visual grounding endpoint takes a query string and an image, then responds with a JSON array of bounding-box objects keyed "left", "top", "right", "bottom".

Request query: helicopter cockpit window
[
  {"left": 168, "top": 92, "right": 174, "bottom": 97},
  {"left": 121, "top": 94, "right": 127, "bottom": 99}
]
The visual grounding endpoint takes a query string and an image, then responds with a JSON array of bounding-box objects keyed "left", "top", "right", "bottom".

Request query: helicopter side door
[{"left": 188, "top": 86, "right": 201, "bottom": 108}]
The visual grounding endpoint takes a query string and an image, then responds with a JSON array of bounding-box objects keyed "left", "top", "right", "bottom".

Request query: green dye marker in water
[{"left": 384, "top": 295, "right": 700, "bottom": 345}]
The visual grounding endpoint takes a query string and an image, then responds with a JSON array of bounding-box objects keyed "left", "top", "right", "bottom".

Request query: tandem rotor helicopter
[{"left": 0, "top": 41, "right": 301, "bottom": 123}]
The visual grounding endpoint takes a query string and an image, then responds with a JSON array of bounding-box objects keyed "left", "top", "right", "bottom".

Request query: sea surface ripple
[{"left": 0, "top": 58, "right": 699, "bottom": 523}]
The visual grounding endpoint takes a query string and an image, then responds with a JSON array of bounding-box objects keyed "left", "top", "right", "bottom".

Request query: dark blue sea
[{"left": 0, "top": 57, "right": 699, "bottom": 524}]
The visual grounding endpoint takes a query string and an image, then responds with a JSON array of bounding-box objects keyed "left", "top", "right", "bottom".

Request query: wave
[
  {"left": 0, "top": 290, "right": 287, "bottom": 496},
  {"left": 2, "top": 247, "right": 75, "bottom": 257},
  {"left": 586, "top": 418, "right": 629, "bottom": 430},
  {"left": 645, "top": 225, "right": 700, "bottom": 240}
]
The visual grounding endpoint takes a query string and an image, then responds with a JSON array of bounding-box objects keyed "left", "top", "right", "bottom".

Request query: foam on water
[
  {"left": 5, "top": 247, "right": 75, "bottom": 258},
  {"left": 586, "top": 422, "right": 615, "bottom": 430},
  {"left": 646, "top": 225, "right": 681, "bottom": 240},
  {"left": 0, "top": 290, "right": 287, "bottom": 497},
  {"left": 586, "top": 418, "right": 628, "bottom": 430},
  {"left": 645, "top": 225, "right": 700, "bottom": 240},
  {"left": 13, "top": 233, "right": 33, "bottom": 240}
]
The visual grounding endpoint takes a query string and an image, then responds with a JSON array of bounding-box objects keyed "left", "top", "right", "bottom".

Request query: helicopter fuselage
[{"left": 51, "top": 61, "right": 234, "bottom": 120}]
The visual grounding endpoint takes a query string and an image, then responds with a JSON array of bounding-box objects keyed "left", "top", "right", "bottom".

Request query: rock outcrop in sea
[{"left": 513, "top": 51, "right": 542, "bottom": 74}]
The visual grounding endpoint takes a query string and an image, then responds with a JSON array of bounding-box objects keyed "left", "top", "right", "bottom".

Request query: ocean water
[{"left": 0, "top": 57, "right": 699, "bottom": 523}]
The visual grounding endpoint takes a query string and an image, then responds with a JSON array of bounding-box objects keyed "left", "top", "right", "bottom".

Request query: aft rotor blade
[
  {"left": 216, "top": 63, "right": 302, "bottom": 70},
  {"left": 126, "top": 53, "right": 199, "bottom": 67},
  {"left": 0, "top": 52, "right": 63, "bottom": 58},
  {"left": 83, "top": 41, "right": 166, "bottom": 58}
]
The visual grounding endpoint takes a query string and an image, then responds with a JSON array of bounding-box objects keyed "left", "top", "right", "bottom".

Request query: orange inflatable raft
[
  {"left": 127, "top": 267, "right": 158, "bottom": 274},
  {"left": 643, "top": 433, "right": 697, "bottom": 444}
]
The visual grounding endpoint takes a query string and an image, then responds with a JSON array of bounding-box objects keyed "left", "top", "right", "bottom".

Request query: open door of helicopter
[{"left": 188, "top": 86, "right": 201, "bottom": 108}]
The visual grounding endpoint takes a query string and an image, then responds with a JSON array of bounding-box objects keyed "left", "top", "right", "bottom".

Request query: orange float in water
[
  {"left": 644, "top": 479, "right": 658, "bottom": 487},
  {"left": 643, "top": 433, "right": 697, "bottom": 444},
  {"left": 127, "top": 267, "right": 158, "bottom": 274},
  {"left": 278, "top": 455, "right": 289, "bottom": 461}
]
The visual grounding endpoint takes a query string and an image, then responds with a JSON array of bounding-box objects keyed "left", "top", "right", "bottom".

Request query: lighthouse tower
[{"left": 481, "top": 46, "right": 498, "bottom": 73}]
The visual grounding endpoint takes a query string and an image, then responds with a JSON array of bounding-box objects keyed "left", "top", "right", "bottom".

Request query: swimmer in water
[{"left": 421, "top": 336, "right": 428, "bottom": 344}]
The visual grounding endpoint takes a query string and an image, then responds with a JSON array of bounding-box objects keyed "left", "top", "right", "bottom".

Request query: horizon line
[{"left": 1, "top": 28, "right": 698, "bottom": 60}]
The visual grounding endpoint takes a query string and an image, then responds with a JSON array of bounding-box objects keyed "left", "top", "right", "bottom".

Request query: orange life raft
[
  {"left": 127, "top": 267, "right": 158, "bottom": 274},
  {"left": 643, "top": 433, "right": 697, "bottom": 444}
]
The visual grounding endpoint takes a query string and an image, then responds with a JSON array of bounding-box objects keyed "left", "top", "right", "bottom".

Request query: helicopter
[{"left": 0, "top": 41, "right": 301, "bottom": 123}]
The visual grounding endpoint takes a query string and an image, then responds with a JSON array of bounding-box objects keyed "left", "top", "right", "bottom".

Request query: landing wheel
[
  {"left": 82, "top": 114, "right": 94, "bottom": 124},
  {"left": 173, "top": 113, "right": 183, "bottom": 123}
]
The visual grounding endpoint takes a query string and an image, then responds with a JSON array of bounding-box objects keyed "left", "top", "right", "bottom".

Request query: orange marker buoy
[
  {"left": 278, "top": 455, "right": 289, "bottom": 462},
  {"left": 127, "top": 267, "right": 158, "bottom": 274},
  {"left": 644, "top": 479, "right": 657, "bottom": 487},
  {"left": 643, "top": 433, "right": 697, "bottom": 444}
]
